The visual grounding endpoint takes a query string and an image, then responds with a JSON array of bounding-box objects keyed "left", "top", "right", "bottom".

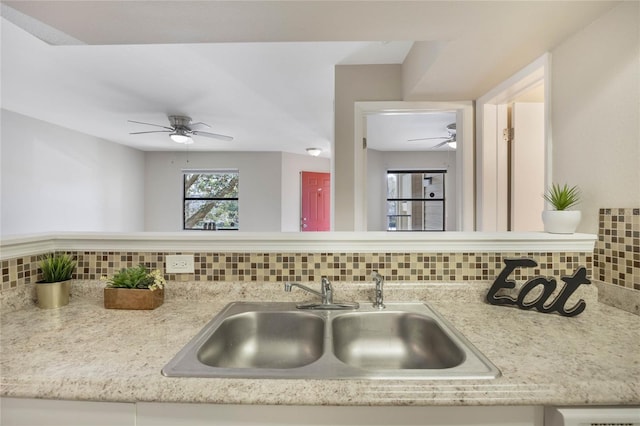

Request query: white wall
[
  {"left": 280, "top": 152, "right": 330, "bottom": 232},
  {"left": 0, "top": 109, "right": 145, "bottom": 236},
  {"left": 367, "top": 150, "right": 458, "bottom": 231},
  {"left": 551, "top": 1, "right": 640, "bottom": 233},
  {"left": 144, "top": 151, "right": 283, "bottom": 232}
]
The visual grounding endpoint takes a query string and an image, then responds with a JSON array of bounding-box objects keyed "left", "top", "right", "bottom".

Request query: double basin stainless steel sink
[{"left": 162, "top": 302, "right": 500, "bottom": 380}]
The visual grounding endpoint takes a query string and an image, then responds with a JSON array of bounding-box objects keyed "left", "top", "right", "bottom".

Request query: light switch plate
[{"left": 166, "top": 254, "right": 194, "bottom": 273}]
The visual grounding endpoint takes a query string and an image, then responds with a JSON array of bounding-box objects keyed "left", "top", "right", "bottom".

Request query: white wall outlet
[{"left": 166, "top": 254, "right": 195, "bottom": 273}]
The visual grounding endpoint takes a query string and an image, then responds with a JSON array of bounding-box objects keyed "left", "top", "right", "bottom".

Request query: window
[
  {"left": 183, "top": 170, "right": 239, "bottom": 230},
  {"left": 386, "top": 170, "right": 446, "bottom": 231}
]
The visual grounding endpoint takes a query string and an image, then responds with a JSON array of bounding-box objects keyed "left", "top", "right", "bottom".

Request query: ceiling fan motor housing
[
  {"left": 447, "top": 122, "right": 456, "bottom": 136},
  {"left": 169, "top": 115, "right": 192, "bottom": 129}
]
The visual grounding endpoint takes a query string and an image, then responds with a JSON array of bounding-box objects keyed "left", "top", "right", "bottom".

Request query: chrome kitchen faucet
[{"left": 284, "top": 276, "right": 358, "bottom": 310}]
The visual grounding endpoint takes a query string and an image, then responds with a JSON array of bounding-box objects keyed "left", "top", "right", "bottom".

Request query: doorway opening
[
  {"left": 476, "top": 54, "right": 550, "bottom": 231},
  {"left": 354, "top": 101, "right": 475, "bottom": 232},
  {"left": 506, "top": 102, "right": 545, "bottom": 231}
]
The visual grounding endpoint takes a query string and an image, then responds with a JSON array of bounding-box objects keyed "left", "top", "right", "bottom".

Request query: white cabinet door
[
  {"left": 1, "top": 398, "right": 547, "bottom": 426},
  {"left": 0, "top": 398, "right": 135, "bottom": 426},
  {"left": 137, "top": 403, "right": 543, "bottom": 426}
]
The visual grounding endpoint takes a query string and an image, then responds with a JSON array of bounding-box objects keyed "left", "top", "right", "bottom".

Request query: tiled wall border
[
  {"left": 594, "top": 208, "right": 640, "bottom": 291},
  {"left": 2, "top": 250, "right": 593, "bottom": 292}
]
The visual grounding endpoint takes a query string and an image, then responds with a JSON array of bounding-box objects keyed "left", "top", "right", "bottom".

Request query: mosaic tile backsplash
[
  {"left": 2, "top": 250, "right": 592, "bottom": 292},
  {"left": 594, "top": 208, "right": 640, "bottom": 290}
]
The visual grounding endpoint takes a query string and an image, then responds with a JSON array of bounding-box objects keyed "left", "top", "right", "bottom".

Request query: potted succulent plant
[
  {"left": 37, "top": 253, "right": 76, "bottom": 309},
  {"left": 541, "top": 183, "right": 582, "bottom": 234},
  {"left": 102, "top": 265, "right": 166, "bottom": 310}
]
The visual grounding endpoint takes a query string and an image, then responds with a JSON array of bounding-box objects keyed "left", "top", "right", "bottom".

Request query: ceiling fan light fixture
[
  {"left": 170, "top": 131, "right": 193, "bottom": 144},
  {"left": 447, "top": 140, "right": 457, "bottom": 149},
  {"left": 306, "top": 147, "right": 322, "bottom": 157}
]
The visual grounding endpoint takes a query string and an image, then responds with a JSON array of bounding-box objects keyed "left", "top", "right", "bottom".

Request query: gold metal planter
[{"left": 36, "top": 280, "right": 71, "bottom": 309}]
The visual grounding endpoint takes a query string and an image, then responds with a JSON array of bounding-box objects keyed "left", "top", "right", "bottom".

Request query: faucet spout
[
  {"left": 372, "top": 270, "right": 385, "bottom": 309},
  {"left": 284, "top": 282, "right": 323, "bottom": 299}
]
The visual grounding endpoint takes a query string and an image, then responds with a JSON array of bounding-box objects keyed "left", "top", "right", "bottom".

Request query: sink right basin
[{"left": 332, "top": 311, "right": 465, "bottom": 370}]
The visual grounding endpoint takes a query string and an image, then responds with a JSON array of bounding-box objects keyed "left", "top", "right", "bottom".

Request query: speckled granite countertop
[{"left": 1, "top": 281, "right": 638, "bottom": 406}]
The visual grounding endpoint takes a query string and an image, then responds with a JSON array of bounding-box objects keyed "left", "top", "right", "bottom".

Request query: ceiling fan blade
[
  {"left": 189, "top": 122, "right": 211, "bottom": 129},
  {"left": 128, "top": 120, "right": 174, "bottom": 131},
  {"left": 408, "top": 136, "right": 447, "bottom": 142},
  {"left": 433, "top": 140, "right": 449, "bottom": 148},
  {"left": 192, "top": 130, "right": 234, "bottom": 141},
  {"left": 129, "top": 130, "right": 172, "bottom": 135}
]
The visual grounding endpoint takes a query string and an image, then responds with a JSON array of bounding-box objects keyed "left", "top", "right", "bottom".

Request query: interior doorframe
[
  {"left": 475, "top": 53, "right": 551, "bottom": 231},
  {"left": 354, "top": 101, "right": 475, "bottom": 232}
]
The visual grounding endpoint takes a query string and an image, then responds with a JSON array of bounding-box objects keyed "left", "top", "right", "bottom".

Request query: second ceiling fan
[
  {"left": 128, "top": 115, "right": 234, "bottom": 144},
  {"left": 408, "top": 122, "right": 456, "bottom": 148}
]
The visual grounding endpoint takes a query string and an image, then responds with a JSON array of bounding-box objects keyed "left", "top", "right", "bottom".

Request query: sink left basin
[
  {"left": 162, "top": 302, "right": 326, "bottom": 378},
  {"left": 197, "top": 311, "right": 324, "bottom": 369}
]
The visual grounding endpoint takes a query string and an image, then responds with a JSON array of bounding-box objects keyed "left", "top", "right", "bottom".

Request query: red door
[{"left": 301, "top": 172, "right": 330, "bottom": 231}]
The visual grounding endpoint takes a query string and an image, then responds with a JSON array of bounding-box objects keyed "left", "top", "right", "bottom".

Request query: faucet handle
[
  {"left": 321, "top": 276, "right": 331, "bottom": 289},
  {"left": 371, "top": 271, "right": 385, "bottom": 309},
  {"left": 321, "top": 276, "right": 333, "bottom": 303}
]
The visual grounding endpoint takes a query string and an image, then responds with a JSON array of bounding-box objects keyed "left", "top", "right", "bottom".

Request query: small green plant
[
  {"left": 543, "top": 183, "right": 581, "bottom": 211},
  {"left": 102, "top": 265, "right": 165, "bottom": 291},
  {"left": 39, "top": 253, "right": 76, "bottom": 283}
]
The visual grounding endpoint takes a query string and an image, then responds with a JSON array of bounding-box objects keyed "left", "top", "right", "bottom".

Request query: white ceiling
[{"left": 0, "top": 1, "right": 617, "bottom": 155}]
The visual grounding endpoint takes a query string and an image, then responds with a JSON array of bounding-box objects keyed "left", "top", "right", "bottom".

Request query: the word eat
[{"left": 486, "top": 258, "right": 591, "bottom": 317}]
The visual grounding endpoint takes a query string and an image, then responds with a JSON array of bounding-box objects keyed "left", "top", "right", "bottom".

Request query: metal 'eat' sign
[{"left": 486, "top": 258, "right": 591, "bottom": 317}]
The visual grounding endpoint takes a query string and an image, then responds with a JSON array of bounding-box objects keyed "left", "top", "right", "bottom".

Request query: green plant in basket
[
  {"left": 39, "top": 253, "right": 76, "bottom": 283},
  {"left": 102, "top": 265, "right": 165, "bottom": 291},
  {"left": 543, "top": 183, "right": 581, "bottom": 211}
]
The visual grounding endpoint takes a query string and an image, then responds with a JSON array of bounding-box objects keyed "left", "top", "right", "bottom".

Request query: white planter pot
[{"left": 541, "top": 210, "right": 581, "bottom": 234}]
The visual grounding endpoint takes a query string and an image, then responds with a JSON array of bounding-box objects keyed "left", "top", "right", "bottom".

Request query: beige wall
[
  {"left": 335, "top": 3, "right": 639, "bottom": 235},
  {"left": 334, "top": 65, "right": 402, "bottom": 231},
  {"left": 551, "top": 1, "right": 640, "bottom": 233},
  {"left": 402, "top": 41, "right": 446, "bottom": 100}
]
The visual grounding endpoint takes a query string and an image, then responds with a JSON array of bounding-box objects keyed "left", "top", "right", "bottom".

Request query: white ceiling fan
[
  {"left": 128, "top": 115, "right": 234, "bottom": 144},
  {"left": 408, "top": 122, "right": 456, "bottom": 149}
]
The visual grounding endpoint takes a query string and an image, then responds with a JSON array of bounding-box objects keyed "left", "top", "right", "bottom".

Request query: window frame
[
  {"left": 386, "top": 169, "right": 447, "bottom": 232},
  {"left": 182, "top": 169, "right": 239, "bottom": 231}
]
